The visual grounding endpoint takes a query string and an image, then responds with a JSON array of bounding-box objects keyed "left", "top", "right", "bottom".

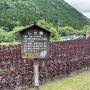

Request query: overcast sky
[{"left": 64, "top": 0, "right": 90, "bottom": 19}]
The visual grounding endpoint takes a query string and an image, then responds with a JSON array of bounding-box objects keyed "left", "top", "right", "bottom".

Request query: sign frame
[{"left": 19, "top": 23, "right": 51, "bottom": 90}]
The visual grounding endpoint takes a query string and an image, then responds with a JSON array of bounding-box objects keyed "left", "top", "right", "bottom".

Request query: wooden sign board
[{"left": 20, "top": 24, "right": 50, "bottom": 59}]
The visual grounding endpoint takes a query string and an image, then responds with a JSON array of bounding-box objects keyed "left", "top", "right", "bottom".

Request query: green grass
[{"left": 40, "top": 71, "right": 90, "bottom": 90}]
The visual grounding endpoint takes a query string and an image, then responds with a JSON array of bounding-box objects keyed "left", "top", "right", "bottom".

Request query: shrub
[{"left": 60, "top": 26, "right": 77, "bottom": 36}]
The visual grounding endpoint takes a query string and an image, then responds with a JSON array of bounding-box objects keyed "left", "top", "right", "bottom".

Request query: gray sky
[{"left": 64, "top": 0, "right": 90, "bottom": 19}]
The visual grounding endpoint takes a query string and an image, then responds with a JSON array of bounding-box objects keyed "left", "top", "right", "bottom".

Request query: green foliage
[
  {"left": 0, "top": 28, "right": 20, "bottom": 42},
  {"left": 0, "top": 20, "right": 90, "bottom": 43},
  {"left": 83, "top": 25, "right": 90, "bottom": 33},
  {"left": 10, "top": 26, "right": 25, "bottom": 34},
  {"left": 0, "top": 0, "right": 90, "bottom": 31},
  {"left": 37, "top": 20, "right": 54, "bottom": 30},
  {"left": 77, "top": 25, "right": 90, "bottom": 35},
  {"left": 60, "top": 26, "right": 77, "bottom": 36},
  {"left": 50, "top": 27, "right": 59, "bottom": 40},
  {"left": 37, "top": 20, "right": 59, "bottom": 41},
  {"left": 0, "top": 41, "right": 20, "bottom": 46}
]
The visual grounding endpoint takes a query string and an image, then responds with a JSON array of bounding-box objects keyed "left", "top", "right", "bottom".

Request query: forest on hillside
[{"left": 0, "top": 0, "right": 90, "bottom": 43}]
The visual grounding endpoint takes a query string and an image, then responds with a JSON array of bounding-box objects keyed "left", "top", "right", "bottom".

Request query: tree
[
  {"left": 37, "top": 20, "right": 54, "bottom": 30},
  {"left": 83, "top": 25, "right": 90, "bottom": 33},
  {"left": 50, "top": 27, "right": 59, "bottom": 40},
  {"left": 60, "top": 26, "right": 76, "bottom": 36},
  {"left": 37, "top": 20, "right": 59, "bottom": 40}
]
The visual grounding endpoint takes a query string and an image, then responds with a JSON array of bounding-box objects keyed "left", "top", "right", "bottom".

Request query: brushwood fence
[{"left": 0, "top": 38, "right": 90, "bottom": 89}]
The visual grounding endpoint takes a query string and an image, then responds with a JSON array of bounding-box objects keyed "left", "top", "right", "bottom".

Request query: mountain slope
[{"left": 0, "top": 0, "right": 90, "bottom": 30}]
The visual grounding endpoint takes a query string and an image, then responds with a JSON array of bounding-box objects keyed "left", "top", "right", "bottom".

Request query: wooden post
[
  {"left": 33, "top": 60, "right": 39, "bottom": 90},
  {"left": 34, "top": 86, "right": 39, "bottom": 90}
]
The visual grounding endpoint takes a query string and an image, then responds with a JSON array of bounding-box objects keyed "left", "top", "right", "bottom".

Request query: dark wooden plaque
[{"left": 21, "top": 30, "right": 49, "bottom": 59}]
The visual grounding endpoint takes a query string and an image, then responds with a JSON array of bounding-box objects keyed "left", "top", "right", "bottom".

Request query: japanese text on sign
[{"left": 21, "top": 30, "right": 49, "bottom": 59}]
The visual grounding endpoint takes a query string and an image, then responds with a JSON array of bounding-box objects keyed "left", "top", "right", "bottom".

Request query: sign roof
[{"left": 19, "top": 23, "right": 51, "bottom": 35}]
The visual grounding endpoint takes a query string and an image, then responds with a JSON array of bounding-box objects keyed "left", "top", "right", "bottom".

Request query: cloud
[
  {"left": 65, "top": 0, "right": 90, "bottom": 18},
  {"left": 65, "top": 0, "right": 90, "bottom": 12},
  {"left": 83, "top": 12, "right": 90, "bottom": 18}
]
